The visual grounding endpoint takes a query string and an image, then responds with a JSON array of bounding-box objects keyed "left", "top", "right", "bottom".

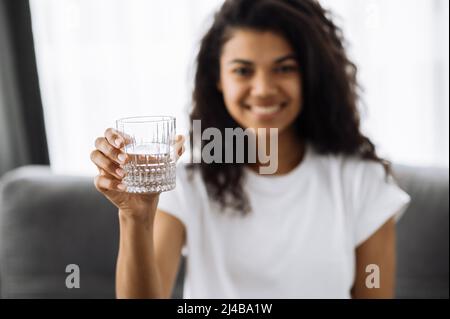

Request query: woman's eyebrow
[
  {"left": 228, "top": 54, "right": 297, "bottom": 65},
  {"left": 228, "top": 59, "right": 253, "bottom": 65},
  {"left": 273, "top": 54, "right": 297, "bottom": 64}
]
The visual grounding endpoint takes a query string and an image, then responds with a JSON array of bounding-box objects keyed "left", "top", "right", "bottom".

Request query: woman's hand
[{"left": 90, "top": 128, "right": 185, "bottom": 220}]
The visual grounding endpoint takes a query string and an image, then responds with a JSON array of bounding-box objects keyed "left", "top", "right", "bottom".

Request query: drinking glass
[{"left": 115, "top": 116, "right": 176, "bottom": 193}]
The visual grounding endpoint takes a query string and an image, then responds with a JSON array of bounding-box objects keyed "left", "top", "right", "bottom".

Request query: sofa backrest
[{"left": 0, "top": 164, "right": 448, "bottom": 298}]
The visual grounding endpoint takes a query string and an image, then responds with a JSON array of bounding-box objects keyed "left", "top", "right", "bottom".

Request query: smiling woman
[
  {"left": 189, "top": 0, "right": 390, "bottom": 214},
  {"left": 87, "top": 0, "right": 412, "bottom": 299},
  {"left": 159, "top": 0, "right": 412, "bottom": 299}
]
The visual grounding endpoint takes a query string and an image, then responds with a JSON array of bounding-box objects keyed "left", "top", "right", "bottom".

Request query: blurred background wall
[
  {"left": 22, "top": 0, "right": 449, "bottom": 176},
  {"left": 0, "top": 0, "right": 49, "bottom": 177}
]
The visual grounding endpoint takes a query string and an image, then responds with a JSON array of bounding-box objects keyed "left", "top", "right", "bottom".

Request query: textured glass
[{"left": 116, "top": 116, "right": 176, "bottom": 193}]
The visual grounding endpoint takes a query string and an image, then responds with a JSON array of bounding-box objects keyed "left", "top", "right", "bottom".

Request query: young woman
[{"left": 90, "top": 0, "right": 410, "bottom": 298}]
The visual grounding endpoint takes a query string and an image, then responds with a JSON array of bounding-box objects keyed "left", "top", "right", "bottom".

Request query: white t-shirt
[{"left": 158, "top": 143, "right": 411, "bottom": 298}]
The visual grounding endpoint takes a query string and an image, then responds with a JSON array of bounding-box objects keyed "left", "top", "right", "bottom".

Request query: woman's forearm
[{"left": 116, "top": 210, "right": 163, "bottom": 299}]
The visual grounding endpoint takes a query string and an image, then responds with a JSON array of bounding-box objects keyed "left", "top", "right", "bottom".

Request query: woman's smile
[{"left": 242, "top": 102, "right": 288, "bottom": 121}]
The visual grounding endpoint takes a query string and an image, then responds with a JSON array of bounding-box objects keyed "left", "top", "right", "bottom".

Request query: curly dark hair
[{"left": 188, "top": 0, "right": 390, "bottom": 214}]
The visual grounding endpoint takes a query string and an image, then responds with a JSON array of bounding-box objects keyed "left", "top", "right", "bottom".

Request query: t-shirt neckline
[{"left": 244, "top": 142, "right": 313, "bottom": 190}]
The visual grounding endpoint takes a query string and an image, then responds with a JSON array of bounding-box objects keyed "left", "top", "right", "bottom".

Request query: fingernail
[
  {"left": 115, "top": 138, "right": 122, "bottom": 147},
  {"left": 116, "top": 168, "right": 125, "bottom": 177},
  {"left": 117, "top": 183, "right": 127, "bottom": 191},
  {"left": 118, "top": 153, "right": 126, "bottom": 162}
]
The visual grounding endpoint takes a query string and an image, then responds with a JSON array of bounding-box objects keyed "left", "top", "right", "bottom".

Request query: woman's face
[{"left": 218, "top": 29, "right": 302, "bottom": 133}]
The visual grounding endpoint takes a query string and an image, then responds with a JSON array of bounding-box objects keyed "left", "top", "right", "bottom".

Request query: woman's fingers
[
  {"left": 93, "top": 132, "right": 185, "bottom": 172},
  {"left": 104, "top": 128, "right": 133, "bottom": 149},
  {"left": 94, "top": 136, "right": 128, "bottom": 165},
  {"left": 174, "top": 135, "right": 185, "bottom": 161},
  {"left": 97, "top": 128, "right": 133, "bottom": 165},
  {"left": 90, "top": 149, "right": 125, "bottom": 180},
  {"left": 94, "top": 173, "right": 126, "bottom": 192}
]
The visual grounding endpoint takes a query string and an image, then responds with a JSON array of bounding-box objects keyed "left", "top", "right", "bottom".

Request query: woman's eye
[
  {"left": 233, "top": 67, "right": 252, "bottom": 76},
  {"left": 275, "top": 65, "right": 298, "bottom": 73}
]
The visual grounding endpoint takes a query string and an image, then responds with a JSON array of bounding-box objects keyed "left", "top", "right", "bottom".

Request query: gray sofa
[{"left": 0, "top": 164, "right": 448, "bottom": 299}]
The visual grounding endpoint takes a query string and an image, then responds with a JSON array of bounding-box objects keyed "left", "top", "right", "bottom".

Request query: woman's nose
[{"left": 250, "top": 71, "right": 278, "bottom": 97}]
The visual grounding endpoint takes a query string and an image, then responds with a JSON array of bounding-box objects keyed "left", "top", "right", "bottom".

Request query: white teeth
[{"left": 251, "top": 105, "right": 281, "bottom": 115}]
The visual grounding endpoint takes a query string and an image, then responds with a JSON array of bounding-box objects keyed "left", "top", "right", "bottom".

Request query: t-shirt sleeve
[{"left": 349, "top": 160, "right": 411, "bottom": 247}]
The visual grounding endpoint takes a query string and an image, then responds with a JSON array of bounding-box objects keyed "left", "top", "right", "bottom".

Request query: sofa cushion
[
  {"left": 392, "top": 164, "right": 449, "bottom": 299},
  {"left": 0, "top": 165, "right": 119, "bottom": 298}
]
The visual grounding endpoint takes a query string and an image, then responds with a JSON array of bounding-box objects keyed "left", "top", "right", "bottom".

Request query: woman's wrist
[
  {"left": 118, "top": 199, "right": 159, "bottom": 228},
  {"left": 118, "top": 211, "right": 155, "bottom": 235}
]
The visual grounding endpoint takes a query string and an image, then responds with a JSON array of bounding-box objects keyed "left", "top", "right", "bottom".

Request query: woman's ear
[{"left": 216, "top": 81, "right": 222, "bottom": 92}]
